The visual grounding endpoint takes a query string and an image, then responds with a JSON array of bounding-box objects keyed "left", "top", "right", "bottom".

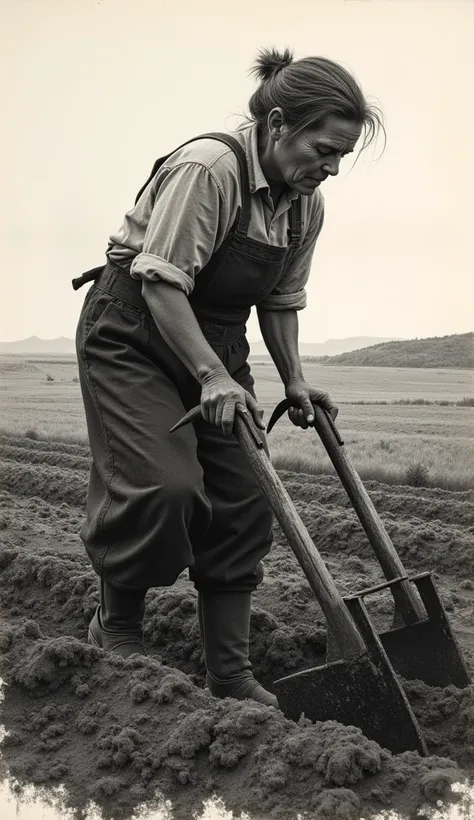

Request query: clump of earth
[{"left": 1, "top": 434, "right": 473, "bottom": 819}]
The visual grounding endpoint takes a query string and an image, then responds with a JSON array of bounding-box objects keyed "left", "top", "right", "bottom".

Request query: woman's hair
[{"left": 246, "top": 47, "right": 385, "bottom": 154}]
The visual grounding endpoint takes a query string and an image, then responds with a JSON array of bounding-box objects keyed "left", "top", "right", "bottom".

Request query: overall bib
[{"left": 74, "top": 133, "right": 302, "bottom": 593}]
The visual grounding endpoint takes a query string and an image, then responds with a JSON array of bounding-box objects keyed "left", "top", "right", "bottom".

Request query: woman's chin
[{"left": 291, "top": 178, "right": 321, "bottom": 194}]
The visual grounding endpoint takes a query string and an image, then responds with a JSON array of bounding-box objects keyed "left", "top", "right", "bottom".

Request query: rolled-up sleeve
[
  {"left": 258, "top": 192, "right": 325, "bottom": 311},
  {"left": 130, "top": 162, "right": 234, "bottom": 294}
]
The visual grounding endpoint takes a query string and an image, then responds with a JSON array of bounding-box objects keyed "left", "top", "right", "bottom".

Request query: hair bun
[{"left": 250, "top": 47, "right": 294, "bottom": 82}]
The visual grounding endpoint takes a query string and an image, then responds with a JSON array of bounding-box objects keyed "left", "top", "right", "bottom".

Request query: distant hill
[
  {"left": 0, "top": 335, "right": 402, "bottom": 357},
  {"left": 0, "top": 336, "right": 76, "bottom": 355},
  {"left": 249, "top": 336, "right": 403, "bottom": 358},
  {"left": 315, "top": 333, "right": 474, "bottom": 369},
  {"left": 1, "top": 333, "right": 471, "bottom": 368}
]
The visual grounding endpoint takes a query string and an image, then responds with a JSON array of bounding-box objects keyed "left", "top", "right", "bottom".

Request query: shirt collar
[{"left": 236, "top": 123, "right": 300, "bottom": 205}]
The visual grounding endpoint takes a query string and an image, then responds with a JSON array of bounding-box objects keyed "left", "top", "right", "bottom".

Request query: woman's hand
[
  {"left": 200, "top": 366, "right": 265, "bottom": 436},
  {"left": 285, "top": 378, "right": 338, "bottom": 429}
]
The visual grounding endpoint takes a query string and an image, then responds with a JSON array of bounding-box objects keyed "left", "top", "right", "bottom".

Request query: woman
[{"left": 73, "top": 47, "right": 383, "bottom": 708}]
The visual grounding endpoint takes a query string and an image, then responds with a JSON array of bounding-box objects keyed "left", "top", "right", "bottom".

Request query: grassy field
[
  {"left": 251, "top": 360, "right": 474, "bottom": 403},
  {"left": 1, "top": 355, "right": 473, "bottom": 490}
]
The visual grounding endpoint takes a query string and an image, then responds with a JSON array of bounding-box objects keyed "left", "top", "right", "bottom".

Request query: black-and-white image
[{"left": 1, "top": 2, "right": 473, "bottom": 819}]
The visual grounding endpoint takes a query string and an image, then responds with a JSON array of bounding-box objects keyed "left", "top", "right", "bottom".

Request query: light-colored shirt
[{"left": 107, "top": 123, "right": 324, "bottom": 311}]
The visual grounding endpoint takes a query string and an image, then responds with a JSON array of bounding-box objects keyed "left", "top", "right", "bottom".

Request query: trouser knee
[
  {"left": 190, "top": 520, "right": 273, "bottom": 593},
  {"left": 89, "top": 474, "right": 212, "bottom": 590}
]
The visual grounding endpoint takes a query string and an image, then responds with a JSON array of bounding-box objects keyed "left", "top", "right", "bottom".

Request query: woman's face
[{"left": 266, "top": 112, "right": 363, "bottom": 195}]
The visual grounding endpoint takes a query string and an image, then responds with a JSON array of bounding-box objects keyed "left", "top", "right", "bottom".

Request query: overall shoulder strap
[
  {"left": 134, "top": 132, "right": 252, "bottom": 233},
  {"left": 289, "top": 197, "right": 302, "bottom": 246}
]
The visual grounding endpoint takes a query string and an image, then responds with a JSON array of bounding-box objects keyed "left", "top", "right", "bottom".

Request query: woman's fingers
[
  {"left": 221, "top": 398, "right": 237, "bottom": 436},
  {"left": 200, "top": 378, "right": 265, "bottom": 435},
  {"left": 288, "top": 407, "right": 309, "bottom": 428},
  {"left": 245, "top": 394, "right": 266, "bottom": 430}
]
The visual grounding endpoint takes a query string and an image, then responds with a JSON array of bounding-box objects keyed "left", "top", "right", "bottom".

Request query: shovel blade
[
  {"left": 273, "top": 596, "right": 428, "bottom": 756},
  {"left": 378, "top": 573, "right": 471, "bottom": 688},
  {"left": 273, "top": 651, "right": 427, "bottom": 756},
  {"left": 380, "top": 620, "right": 471, "bottom": 689}
]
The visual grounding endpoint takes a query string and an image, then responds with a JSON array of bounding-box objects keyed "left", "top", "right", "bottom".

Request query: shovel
[
  {"left": 170, "top": 405, "right": 428, "bottom": 756},
  {"left": 266, "top": 399, "right": 471, "bottom": 690}
]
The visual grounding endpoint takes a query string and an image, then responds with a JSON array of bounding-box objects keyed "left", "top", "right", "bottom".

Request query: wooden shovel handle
[
  {"left": 234, "top": 412, "right": 366, "bottom": 659},
  {"left": 310, "top": 405, "right": 424, "bottom": 623}
]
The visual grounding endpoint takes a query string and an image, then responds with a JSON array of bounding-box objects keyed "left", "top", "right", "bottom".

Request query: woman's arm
[
  {"left": 142, "top": 280, "right": 224, "bottom": 382},
  {"left": 256, "top": 308, "right": 304, "bottom": 386},
  {"left": 143, "top": 280, "right": 265, "bottom": 433},
  {"left": 131, "top": 157, "right": 263, "bottom": 433},
  {"left": 257, "top": 308, "right": 338, "bottom": 423},
  {"left": 255, "top": 191, "right": 337, "bottom": 423}
]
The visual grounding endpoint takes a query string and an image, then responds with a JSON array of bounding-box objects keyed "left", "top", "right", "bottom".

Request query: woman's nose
[{"left": 322, "top": 157, "right": 341, "bottom": 177}]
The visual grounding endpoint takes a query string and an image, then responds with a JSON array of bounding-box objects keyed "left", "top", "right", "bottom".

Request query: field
[
  {"left": 0, "top": 355, "right": 474, "bottom": 820},
  {"left": 1, "top": 356, "right": 473, "bottom": 489}
]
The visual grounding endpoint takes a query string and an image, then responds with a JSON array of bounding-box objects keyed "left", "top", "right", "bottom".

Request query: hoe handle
[{"left": 309, "top": 405, "right": 424, "bottom": 623}]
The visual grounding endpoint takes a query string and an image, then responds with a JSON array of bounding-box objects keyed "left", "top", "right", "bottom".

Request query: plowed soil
[{"left": 1, "top": 433, "right": 473, "bottom": 820}]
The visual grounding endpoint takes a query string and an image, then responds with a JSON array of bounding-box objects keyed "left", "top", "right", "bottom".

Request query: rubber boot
[
  {"left": 196, "top": 595, "right": 211, "bottom": 693},
  {"left": 88, "top": 578, "right": 147, "bottom": 658},
  {"left": 199, "top": 590, "right": 279, "bottom": 709}
]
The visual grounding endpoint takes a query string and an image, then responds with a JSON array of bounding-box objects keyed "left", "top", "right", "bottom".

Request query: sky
[{"left": 1, "top": 0, "right": 473, "bottom": 344}]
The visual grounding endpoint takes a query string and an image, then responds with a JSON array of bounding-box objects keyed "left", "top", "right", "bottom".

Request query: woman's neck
[{"left": 257, "top": 127, "right": 286, "bottom": 206}]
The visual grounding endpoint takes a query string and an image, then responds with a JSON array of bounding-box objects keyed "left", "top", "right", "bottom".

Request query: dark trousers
[{"left": 76, "top": 284, "right": 274, "bottom": 593}]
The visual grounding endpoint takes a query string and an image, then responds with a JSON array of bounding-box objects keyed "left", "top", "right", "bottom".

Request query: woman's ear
[{"left": 266, "top": 107, "right": 286, "bottom": 141}]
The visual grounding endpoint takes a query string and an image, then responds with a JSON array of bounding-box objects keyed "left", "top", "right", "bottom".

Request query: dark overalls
[{"left": 74, "top": 133, "right": 302, "bottom": 594}]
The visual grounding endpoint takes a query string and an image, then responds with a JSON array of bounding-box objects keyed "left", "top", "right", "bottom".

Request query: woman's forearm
[
  {"left": 257, "top": 309, "right": 305, "bottom": 386},
  {"left": 142, "top": 280, "right": 226, "bottom": 382}
]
